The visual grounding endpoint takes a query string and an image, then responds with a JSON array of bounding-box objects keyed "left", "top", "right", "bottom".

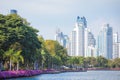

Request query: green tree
[
  {"left": 84, "top": 57, "right": 97, "bottom": 68},
  {"left": 0, "top": 14, "right": 41, "bottom": 69},
  {"left": 3, "top": 49, "right": 23, "bottom": 70},
  {"left": 113, "top": 58, "right": 120, "bottom": 68},
  {"left": 54, "top": 41, "right": 68, "bottom": 65},
  {"left": 107, "top": 59, "right": 114, "bottom": 68},
  {"left": 96, "top": 56, "right": 108, "bottom": 67},
  {"left": 44, "top": 40, "right": 68, "bottom": 68},
  {"left": 13, "top": 50, "right": 24, "bottom": 70}
]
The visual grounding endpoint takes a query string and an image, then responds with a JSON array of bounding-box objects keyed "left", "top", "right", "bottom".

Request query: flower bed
[{"left": 0, "top": 69, "right": 55, "bottom": 79}]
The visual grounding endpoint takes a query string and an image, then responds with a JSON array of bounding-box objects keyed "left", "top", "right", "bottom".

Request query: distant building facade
[
  {"left": 97, "top": 24, "right": 113, "bottom": 59},
  {"left": 113, "top": 33, "right": 120, "bottom": 59},
  {"left": 70, "top": 16, "right": 87, "bottom": 56},
  {"left": 84, "top": 28, "right": 96, "bottom": 57},
  {"left": 10, "top": 9, "right": 17, "bottom": 14},
  {"left": 55, "top": 29, "right": 70, "bottom": 55},
  {"left": 69, "top": 16, "right": 96, "bottom": 57}
]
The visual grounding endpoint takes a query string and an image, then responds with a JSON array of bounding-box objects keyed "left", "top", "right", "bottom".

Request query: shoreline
[
  {"left": 0, "top": 69, "right": 57, "bottom": 79},
  {"left": 87, "top": 68, "right": 120, "bottom": 71},
  {"left": 0, "top": 68, "right": 120, "bottom": 79},
  {"left": 0, "top": 69, "right": 86, "bottom": 79}
]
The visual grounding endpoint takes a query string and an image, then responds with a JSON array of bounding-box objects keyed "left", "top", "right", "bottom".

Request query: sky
[{"left": 0, "top": 0, "right": 120, "bottom": 40}]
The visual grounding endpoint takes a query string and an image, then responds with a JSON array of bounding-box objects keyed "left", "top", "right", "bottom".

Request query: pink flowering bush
[{"left": 0, "top": 69, "right": 55, "bottom": 79}]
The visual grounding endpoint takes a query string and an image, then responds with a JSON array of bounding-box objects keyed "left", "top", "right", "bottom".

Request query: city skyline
[
  {"left": 0, "top": 0, "right": 120, "bottom": 40},
  {"left": 55, "top": 17, "right": 119, "bottom": 59}
]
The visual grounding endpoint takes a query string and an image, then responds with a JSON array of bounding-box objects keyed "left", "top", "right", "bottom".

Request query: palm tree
[
  {"left": 14, "top": 50, "right": 24, "bottom": 70},
  {"left": 41, "top": 49, "right": 45, "bottom": 69},
  {"left": 3, "top": 49, "right": 24, "bottom": 70},
  {"left": 4, "top": 49, "right": 14, "bottom": 70}
]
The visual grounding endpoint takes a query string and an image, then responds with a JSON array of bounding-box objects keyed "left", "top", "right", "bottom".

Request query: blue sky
[{"left": 0, "top": 0, "right": 120, "bottom": 39}]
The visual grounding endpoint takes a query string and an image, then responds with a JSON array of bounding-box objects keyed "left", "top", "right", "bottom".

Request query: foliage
[
  {"left": 44, "top": 40, "right": 68, "bottom": 66},
  {"left": 0, "top": 14, "right": 41, "bottom": 70}
]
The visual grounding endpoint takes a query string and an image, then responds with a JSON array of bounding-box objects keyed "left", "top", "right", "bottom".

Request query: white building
[
  {"left": 119, "top": 43, "right": 120, "bottom": 58},
  {"left": 84, "top": 28, "right": 96, "bottom": 57},
  {"left": 70, "top": 16, "right": 86, "bottom": 56},
  {"left": 113, "top": 33, "right": 118, "bottom": 43},
  {"left": 97, "top": 24, "right": 113, "bottom": 59},
  {"left": 113, "top": 33, "right": 120, "bottom": 59}
]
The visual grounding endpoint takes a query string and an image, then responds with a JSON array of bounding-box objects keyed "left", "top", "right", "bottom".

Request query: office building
[
  {"left": 55, "top": 29, "right": 69, "bottom": 48},
  {"left": 70, "top": 16, "right": 87, "bottom": 56},
  {"left": 97, "top": 24, "right": 113, "bottom": 59},
  {"left": 55, "top": 29, "right": 70, "bottom": 55},
  {"left": 84, "top": 28, "right": 96, "bottom": 57},
  {"left": 10, "top": 9, "right": 17, "bottom": 14},
  {"left": 113, "top": 33, "right": 120, "bottom": 59}
]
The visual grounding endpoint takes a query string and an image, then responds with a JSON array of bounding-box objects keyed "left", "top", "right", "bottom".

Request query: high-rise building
[
  {"left": 55, "top": 29, "right": 64, "bottom": 46},
  {"left": 55, "top": 28, "right": 69, "bottom": 47},
  {"left": 119, "top": 43, "right": 120, "bottom": 58},
  {"left": 10, "top": 9, "right": 17, "bottom": 14},
  {"left": 77, "top": 16, "right": 87, "bottom": 28},
  {"left": 113, "top": 33, "right": 118, "bottom": 43},
  {"left": 70, "top": 16, "right": 87, "bottom": 56},
  {"left": 84, "top": 28, "right": 96, "bottom": 57},
  {"left": 113, "top": 42, "right": 120, "bottom": 59},
  {"left": 64, "top": 35, "right": 71, "bottom": 56},
  {"left": 55, "top": 29, "right": 70, "bottom": 55},
  {"left": 70, "top": 30, "right": 76, "bottom": 56},
  {"left": 97, "top": 24, "right": 113, "bottom": 59},
  {"left": 113, "top": 33, "right": 120, "bottom": 59}
]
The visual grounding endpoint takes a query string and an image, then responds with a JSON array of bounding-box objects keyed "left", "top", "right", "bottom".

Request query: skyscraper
[
  {"left": 55, "top": 28, "right": 69, "bottom": 48},
  {"left": 119, "top": 43, "right": 120, "bottom": 58},
  {"left": 84, "top": 28, "right": 96, "bottom": 57},
  {"left": 97, "top": 24, "right": 113, "bottom": 59},
  {"left": 113, "top": 32, "right": 120, "bottom": 59},
  {"left": 55, "top": 29, "right": 64, "bottom": 46},
  {"left": 113, "top": 33, "right": 118, "bottom": 43},
  {"left": 10, "top": 9, "right": 17, "bottom": 14},
  {"left": 70, "top": 16, "right": 87, "bottom": 56},
  {"left": 70, "top": 30, "right": 76, "bottom": 56},
  {"left": 55, "top": 29, "right": 70, "bottom": 55}
]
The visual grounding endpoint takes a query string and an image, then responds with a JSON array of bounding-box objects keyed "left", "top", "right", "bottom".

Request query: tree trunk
[
  {"left": 17, "top": 61, "right": 19, "bottom": 71},
  {"left": 0, "top": 62, "right": 2, "bottom": 71},
  {"left": 10, "top": 59, "right": 12, "bottom": 71},
  {"left": 42, "top": 61, "right": 43, "bottom": 69}
]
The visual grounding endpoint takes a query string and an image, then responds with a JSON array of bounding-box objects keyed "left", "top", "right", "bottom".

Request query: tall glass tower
[{"left": 97, "top": 24, "right": 113, "bottom": 59}]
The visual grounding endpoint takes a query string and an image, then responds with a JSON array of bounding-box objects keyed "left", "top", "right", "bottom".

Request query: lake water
[{"left": 10, "top": 71, "right": 120, "bottom": 80}]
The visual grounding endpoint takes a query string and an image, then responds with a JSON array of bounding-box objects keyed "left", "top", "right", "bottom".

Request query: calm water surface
[{"left": 9, "top": 71, "right": 120, "bottom": 80}]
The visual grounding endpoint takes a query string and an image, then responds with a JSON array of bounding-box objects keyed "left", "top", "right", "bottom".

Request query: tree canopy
[{"left": 0, "top": 14, "right": 41, "bottom": 70}]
